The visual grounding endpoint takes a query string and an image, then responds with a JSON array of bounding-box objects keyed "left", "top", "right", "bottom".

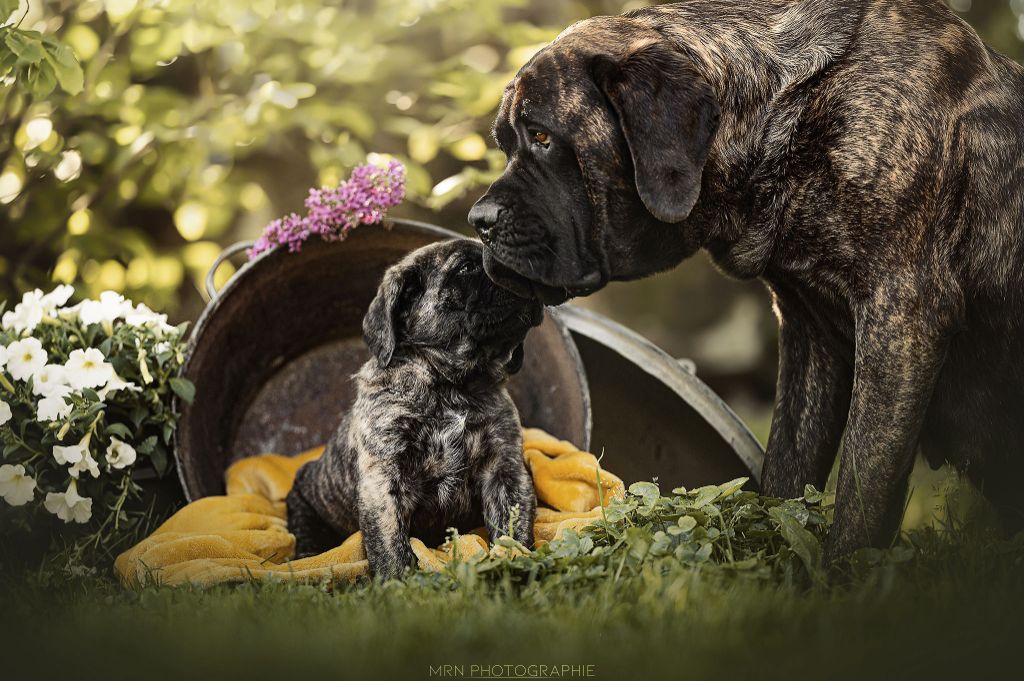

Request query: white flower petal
[
  {"left": 106, "top": 437, "right": 137, "bottom": 470},
  {"left": 6, "top": 338, "right": 48, "bottom": 381},
  {"left": 0, "top": 399, "right": 11, "bottom": 426},
  {"left": 0, "top": 465, "right": 36, "bottom": 506},
  {"left": 64, "top": 348, "right": 115, "bottom": 390},
  {"left": 37, "top": 394, "right": 73, "bottom": 423},
  {"left": 53, "top": 443, "right": 85, "bottom": 465}
]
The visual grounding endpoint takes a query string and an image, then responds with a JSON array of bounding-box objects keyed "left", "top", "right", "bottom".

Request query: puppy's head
[
  {"left": 362, "top": 239, "right": 544, "bottom": 378},
  {"left": 468, "top": 15, "right": 720, "bottom": 304}
]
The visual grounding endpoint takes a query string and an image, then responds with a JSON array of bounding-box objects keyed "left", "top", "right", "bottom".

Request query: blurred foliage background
[{"left": 0, "top": 0, "right": 1019, "bottom": 524}]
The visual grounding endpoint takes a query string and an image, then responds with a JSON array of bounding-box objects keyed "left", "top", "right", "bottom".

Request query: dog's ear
[
  {"left": 592, "top": 41, "right": 720, "bottom": 223},
  {"left": 505, "top": 342, "right": 526, "bottom": 375},
  {"left": 363, "top": 264, "right": 419, "bottom": 368}
]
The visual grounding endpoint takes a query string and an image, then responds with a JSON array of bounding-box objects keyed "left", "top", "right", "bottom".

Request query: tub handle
[{"left": 205, "top": 240, "right": 254, "bottom": 299}]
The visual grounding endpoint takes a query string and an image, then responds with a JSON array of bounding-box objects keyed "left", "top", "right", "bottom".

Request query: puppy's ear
[
  {"left": 505, "top": 342, "right": 526, "bottom": 375},
  {"left": 593, "top": 41, "right": 720, "bottom": 223},
  {"left": 363, "top": 265, "right": 419, "bottom": 368}
]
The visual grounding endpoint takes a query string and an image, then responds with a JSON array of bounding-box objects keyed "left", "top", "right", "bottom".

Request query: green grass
[{"left": 2, "top": 481, "right": 1022, "bottom": 681}]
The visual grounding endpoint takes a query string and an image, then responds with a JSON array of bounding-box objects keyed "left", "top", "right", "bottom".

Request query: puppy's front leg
[
  {"left": 828, "top": 289, "right": 955, "bottom": 560},
  {"left": 357, "top": 457, "right": 417, "bottom": 580},
  {"left": 479, "top": 446, "right": 536, "bottom": 548}
]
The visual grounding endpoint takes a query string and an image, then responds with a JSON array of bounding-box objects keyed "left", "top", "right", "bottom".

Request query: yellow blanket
[{"left": 115, "top": 428, "right": 624, "bottom": 587}]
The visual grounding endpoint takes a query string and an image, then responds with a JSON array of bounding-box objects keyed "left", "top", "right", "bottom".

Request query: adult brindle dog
[{"left": 468, "top": 0, "right": 1024, "bottom": 559}]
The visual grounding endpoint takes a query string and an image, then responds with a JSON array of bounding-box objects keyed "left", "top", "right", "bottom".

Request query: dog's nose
[{"left": 468, "top": 199, "right": 501, "bottom": 240}]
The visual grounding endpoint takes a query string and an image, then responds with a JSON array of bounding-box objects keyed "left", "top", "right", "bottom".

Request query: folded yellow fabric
[{"left": 116, "top": 429, "right": 624, "bottom": 587}]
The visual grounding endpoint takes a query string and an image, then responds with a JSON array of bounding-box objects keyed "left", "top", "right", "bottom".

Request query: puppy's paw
[{"left": 368, "top": 541, "right": 418, "bottom": 581}]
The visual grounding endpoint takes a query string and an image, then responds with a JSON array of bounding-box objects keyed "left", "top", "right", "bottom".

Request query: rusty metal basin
[
  {"left": 174, "top": 220, "right": 591, "bottom": 501},
  {"left": 554, "top": 305, "right": 764, "bottom": 491}
]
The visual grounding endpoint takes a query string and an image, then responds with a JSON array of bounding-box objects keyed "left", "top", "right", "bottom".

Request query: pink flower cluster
[{"left": 248, "top": 159, "right": 406, "bottom": 259}]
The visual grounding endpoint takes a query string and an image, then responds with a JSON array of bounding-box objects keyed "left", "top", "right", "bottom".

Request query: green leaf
[
  {"left": 169, "top": 377, "right": 195, "bottom": 405},
  {"left": 717, "top": 477, "right": 748, "bottom": 498},
  {"left": 677, "top": 515, "right": 697, "bottom": 532},
  {"left": 135, "top": 435, "right": 158, "bottom": 455},
  {"left": 42, "top": 38, "right": 84, "bottom": 95},
  {"left": 105, "top": 422, "right": 133, "bottom": 439},
  {"left": 0, "top": 49, "right": 17, "bottom": 77},
  {"left": 149, "top": 443, "right": 169, "bottom": 476},
  {"left": 29, "top": 62, "right": 57, "bottom": 97},
  {"left": 5, "top": 31, "right": 46, "bottom": 64},
  {"left": 0, "top": 0, "right": 19, "bottom": 23},
  {"left": 627, "top": 481, "right": 659, "bottom": 505},
  {"left": 691, "top": 485, "right": 721, "bottom": 509},
  {"left": 771, "top": 507, "right": 822, "bottom": 580}
]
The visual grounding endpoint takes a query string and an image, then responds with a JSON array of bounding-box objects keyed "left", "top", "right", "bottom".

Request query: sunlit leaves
[
  {"left": 0, "top": 0, "right": 603, "bottom": 312},
  {"left": 1, "top": 29, "right": 84, "bottom": 96}
]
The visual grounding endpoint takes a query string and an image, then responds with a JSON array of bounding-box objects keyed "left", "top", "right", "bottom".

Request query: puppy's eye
[
  {"left": 456, "top": 260, "right": 481, "bottom": 277},
  {"left": 531, "top": 130, "right": 550, "bottom": 148}
]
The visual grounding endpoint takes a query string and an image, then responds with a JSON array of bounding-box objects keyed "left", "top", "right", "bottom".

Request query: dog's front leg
[
  {"left": 357, "top": 459, "right": 417, "bottom": 580},
  {"left": 479, "top": 454, "right": 536, "bottom": 548},
  {"left": 762, "top": 285, "right": 854, "bottom": 498},
  {"left": 827, "top": 291, "right": 954, "bottom": 561}
]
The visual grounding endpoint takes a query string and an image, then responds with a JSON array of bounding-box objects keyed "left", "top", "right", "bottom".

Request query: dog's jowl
[
  {"left": 286, "top": 239, "right": 542, "bottom": 579},
  {"left": 469, "top": 0, "right": 1024, "bottom": 558}
]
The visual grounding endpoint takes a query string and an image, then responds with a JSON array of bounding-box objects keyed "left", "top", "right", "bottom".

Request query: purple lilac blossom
[{"left": 248, "top": 159, "right": 406, "bottom": 259}]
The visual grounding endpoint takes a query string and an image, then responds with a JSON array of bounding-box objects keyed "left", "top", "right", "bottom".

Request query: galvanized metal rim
[{"left": 553, "top": 304, "right": 765, "bottom": 484}]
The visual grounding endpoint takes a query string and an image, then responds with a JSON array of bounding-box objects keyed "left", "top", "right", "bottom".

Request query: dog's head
[
  {"left": 468, "top": 16, "right": 721, "bottom": 304},
  {"left": 362, "top": 239, "right": 544, "bottom": 378}
]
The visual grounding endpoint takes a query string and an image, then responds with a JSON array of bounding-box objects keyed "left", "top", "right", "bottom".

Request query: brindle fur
[
  {"left": 286, "top": 240, "right": 540, "bottom": 579},
  {"left": 468, "top": 0, "right": 1024, "bottom": 559}
]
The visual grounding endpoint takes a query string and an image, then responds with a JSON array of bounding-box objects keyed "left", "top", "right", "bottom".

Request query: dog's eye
[
  {"left": 456, "top": 260, "right": 481, "bottom": 277},
  {"left": 531, "top": 130, "right": 550, "bottom": 148}
]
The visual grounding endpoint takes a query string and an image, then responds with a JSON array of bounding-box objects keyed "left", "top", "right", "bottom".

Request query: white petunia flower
[
  {"left": 1, "top": 289, "right": 45, "bottom": 334},
  {"left": 78, "top": 291, "right": 132, "bottom": 327},
  {"left": 0, "top": 464, "right": 36, "bottom": 506},
  {"left": 125, "top": 303, "right": 177, "bottom": 335},
  {"left": 64, "top": 348, "right": 115, "bottom": 390},
  {"left": 0, "top": 285, "right": 72, "bottom": 335},
  {"left": 57, "top": 301, "right": 83, "bottom": 321},
  {"left": 6, "top": 337, "right": 48, "bottom": 381},
  {"left": 41, "top": 284, "right": 75, "bottom": 310},
  {"left": 0, "top": 399, "right": 11, "bottom": 426},
  {"left": 44, "top": 479, "right": 93, "bottom": 524},
  {"left": 96, "top": 373, "right": 140, "bottom": 401},
  {"left": 68, "top": 450, "right": 100, "bottom": 479},
  {"left": 105, "top": 437, "right": 137, "bottom": 470},
  {"left": 0, "top": 344, "right": 8, "bottom": 369},
  {"left": 53, "top": 440, "right": 88, "bottom": 466},
  {"left": 37, "top": 393, "right": 73, "bottom": 422},
  {"left": 31, "top": 363, "right": 71, "bottom": 397}
]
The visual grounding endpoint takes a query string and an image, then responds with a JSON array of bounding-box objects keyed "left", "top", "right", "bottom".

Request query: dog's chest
[{"left": 417, "top": 409, "right": 484, "bottom": 509}]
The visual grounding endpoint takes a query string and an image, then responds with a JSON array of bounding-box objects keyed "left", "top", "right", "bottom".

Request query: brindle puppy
[
  {"left": 286, "top": 239, "right": 541, "bottom": 579},
  {"left": 469, "top": 0, "right": 1024, "bottom": 559}
]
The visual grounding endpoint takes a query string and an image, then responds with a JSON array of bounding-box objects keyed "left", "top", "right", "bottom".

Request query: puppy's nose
[{"left": 468, "top": 199, "right": 501, "bottom": 240}]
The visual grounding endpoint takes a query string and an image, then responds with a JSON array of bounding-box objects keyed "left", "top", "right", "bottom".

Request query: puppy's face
[
  {"left": 468, "top": 17, "right": 721, "bottom": 304},
  {"left": 362, "top": 239, "right": 543, "bottom": 375}
]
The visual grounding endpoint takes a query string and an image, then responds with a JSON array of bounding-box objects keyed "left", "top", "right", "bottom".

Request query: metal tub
[
  {"left": 174, "top": 220, "right": 591, "bottom": 501},
  {"left": 554, "top": 305, "right": 764, "bottom": 491}
]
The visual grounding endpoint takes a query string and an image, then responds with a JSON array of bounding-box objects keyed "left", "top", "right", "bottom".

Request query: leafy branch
[{"left": 0, "top": 1, "right": 83, "bottom": 97}]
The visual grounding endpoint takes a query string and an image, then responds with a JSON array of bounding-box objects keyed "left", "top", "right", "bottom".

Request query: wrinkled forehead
[{"left": 497, "top": 17, "right": 649, "bottom": 133}]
